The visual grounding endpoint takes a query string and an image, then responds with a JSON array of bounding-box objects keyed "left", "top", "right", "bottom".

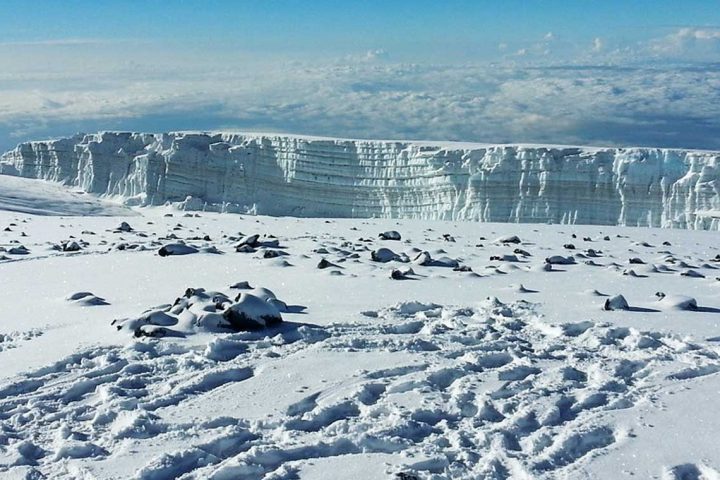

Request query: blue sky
[
  {"left": 2, "top": 0, "right": 719, "bottom": 60},
  {"left": 1, "top": 1, "right": 719, "bottom": 150}
]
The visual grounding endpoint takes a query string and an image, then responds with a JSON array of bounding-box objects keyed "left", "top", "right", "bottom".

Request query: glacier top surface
[{"left": 17, "top": 130, "right": 720, "bottom": 155}]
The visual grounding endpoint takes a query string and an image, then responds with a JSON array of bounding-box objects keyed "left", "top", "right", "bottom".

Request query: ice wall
[{"left": 1, "top": 131, "right": 719, "bottom": 229}]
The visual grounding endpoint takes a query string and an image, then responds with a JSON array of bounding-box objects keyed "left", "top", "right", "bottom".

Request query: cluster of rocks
[{"left": 112, "top": 284, "right": 292, "bottom": 338}]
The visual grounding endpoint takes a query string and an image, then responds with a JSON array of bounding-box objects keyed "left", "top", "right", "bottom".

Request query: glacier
[{"left": 0, "top": 131, "right": 718, "bottom": 230}]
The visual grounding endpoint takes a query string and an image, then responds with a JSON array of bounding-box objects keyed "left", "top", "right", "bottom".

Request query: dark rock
[
  {"left": 371, "top": 248, "right": 399, "bottom": 263},
  {"left": 317, "top": 258, "right": 338, "bottom": 269},
  {"left": 116, "top": 221, "right": 133, "bottom": 232},
  {"left": 158, "top": 243, "right": 199, "bottom": 256},
  {"left": 545, "top": 255, "right": 575, "bottom": 265},
  {"left": 379, "top": 230, "right": 402, "bottom": 241},
  {"left": 603, "top": 294, "right": 629, "bottom": 311},
  {"left": 223, "top": 294, "right": 282, "bottom": 330}
]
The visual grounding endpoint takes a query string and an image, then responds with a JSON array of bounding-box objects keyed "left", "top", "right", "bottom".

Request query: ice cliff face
[{"left": 1, "top": 131, "right": 719, "bottom": 230}]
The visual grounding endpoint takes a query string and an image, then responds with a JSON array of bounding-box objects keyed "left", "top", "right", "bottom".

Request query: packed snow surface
[
  {"left": 1, "top": 131, "right": 719, "bottom": 229},
  {"left": 1, "top": 179, "right": 719, "bottom": 479},
  {"left": 0, "top": 174, "right": 134, "bottom": 216}
]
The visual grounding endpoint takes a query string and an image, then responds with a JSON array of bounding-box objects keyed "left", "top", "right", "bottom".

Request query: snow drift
[{"left": 1, "top": 131, "right": 719, "bottom": 229}]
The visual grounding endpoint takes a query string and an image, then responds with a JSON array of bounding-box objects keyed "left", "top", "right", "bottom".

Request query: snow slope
[
  {"left": 0, "top": 175, "right": 135, "bottom": 216},
  {"left": 1, "top": 179, "right": 719, "bottom": 479},
  {"left": 1, "top": 131, "right": 719, "bottom": 229}
]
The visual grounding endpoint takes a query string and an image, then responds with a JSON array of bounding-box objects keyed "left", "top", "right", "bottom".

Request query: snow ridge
[{"left": 1, "top": 131, "right": 719, "bottom": 229}]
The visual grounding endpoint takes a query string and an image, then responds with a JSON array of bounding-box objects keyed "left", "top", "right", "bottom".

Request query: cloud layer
[{"left": 1, "top": 28, "right": 719, "bottom": 151}]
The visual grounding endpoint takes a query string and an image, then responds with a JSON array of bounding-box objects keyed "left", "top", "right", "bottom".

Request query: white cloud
[
  {"left": 341, "top": 49, "right": 389, "bottom": 64},
  {"left": 364, "top": 49, "right": 389, "bottom": 61},
  {"left": 592, "top": 37, "right": 604, "bottom": 52},
  {"left": 0, "top": 36, "right": 718, "bottom": 151},
  {"left": 650, "top": 27, "right": 720, "bottom": 60}
]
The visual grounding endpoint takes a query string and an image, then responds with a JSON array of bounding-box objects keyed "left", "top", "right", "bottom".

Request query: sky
[{"left": 1, "top": 0, "right": 719, "bottom": 150}]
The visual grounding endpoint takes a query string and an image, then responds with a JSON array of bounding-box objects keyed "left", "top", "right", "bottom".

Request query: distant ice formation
[{"left": 1, "top": 131, "right": 718, "bottom": 229}]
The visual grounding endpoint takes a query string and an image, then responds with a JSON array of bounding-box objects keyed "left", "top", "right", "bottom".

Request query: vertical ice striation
[{"left": 1, "top": 131, "right": 718, "bottom": 229}]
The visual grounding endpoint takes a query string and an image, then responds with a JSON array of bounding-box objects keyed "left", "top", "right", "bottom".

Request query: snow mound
[{"left": 0, "top": 174, "right": 134, "bottom": 216}]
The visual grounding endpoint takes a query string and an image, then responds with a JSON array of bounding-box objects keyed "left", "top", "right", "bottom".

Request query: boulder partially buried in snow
[
  {"left": 390, "top": 267, "right": 415, "bottom": 280},
  {"left": 545, "top": 255, "right": 576, "bottom": 265},
  {"left": 235, "top": 234, "right": 279, "bottom": 250},
  {"left": 158, "top": 243, "right": 199, "bottom": 256},
  {"left": 603, "top": 294, "right": 629, "bottom": 311},
  {"left": 490, "top": 254, "right": 519, "bottom": 262},
  {"left": 112, "top": 283, "right": 295, "bottom": 337},
  {"left": 658, "top": 295, "right": 698, "bottom": 311},
  {"left": 412, "top": 251, "right": 432, "bottom": 266},
  {"left": 223, "top": 293, "right": 283, "bottom": 330},
  {"left": 62, "top": 241, "right": 82, "bottom": 252},
  {"left": 66, "top": 291, "right": 109, "bottom": 306},
  {"left": 680, "top": 269, "right": 705, "bottom": 278},
  {"left": 371, "top": 248, "right": 401, "bottom": 263},
  {"left": 379, "top": 230, "right": 402, "bottom": 241},
  {"left": 495, "top": 235, "right": 521, "bottom": 244},
  {"left": 317, "top": 258, "right": 340, "bottom": 269},
  {"left": 116, "top": 221, "right": 133, "bottom": 232},
  {"left": 243, "top": 287, "right": 288, "bottom": 312},
  {"left": 409, "top": 250, "right": 458, "bottom": 267},
  {"left": 236, "top": 234, "right": 260, "bottom": 248},
  {"left": 7, "top": 245, "right": 29, "bottom": 255},
  {"left": 432, "top": 256, "right": 460, "bottom": 268}
]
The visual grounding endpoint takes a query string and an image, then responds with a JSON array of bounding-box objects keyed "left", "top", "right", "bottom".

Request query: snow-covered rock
[
  {"left": 223, "top": 293, "right": 283, "bottom": 330},
  {"left": 2, "top": 132, "right": 719, "bottom": 229},
  {"left": 62, "top": 240, "right": 82, "bottom": 252},
  {"left": 65, "top": 291, "right": 109, "bottom": 306},
  {"left": 371, "top": 248, "right": 401, "bottom": 263},
  {"left": 658, "top": 295, "right": 698, "bottom": 311},
  {"left": 545, "top": 255, "right": 576, "bottom": 265},
  {"left": 158, "top": 243, "right": 199, "bottom": 256},
  {"left": 603, "top": 294, "right": 630, "bottom": 311},
  {"left": 379, "top": 230, "right": 402, "bottom": 240}
]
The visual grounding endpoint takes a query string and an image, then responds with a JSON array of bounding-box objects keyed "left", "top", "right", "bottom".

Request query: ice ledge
[{"left": 1, "top": 131, "right": 719, "bottom": 230}]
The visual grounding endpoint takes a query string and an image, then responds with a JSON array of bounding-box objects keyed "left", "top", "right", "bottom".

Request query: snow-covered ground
[
  {"left": 0, "top": 175, "right": 136, "bottom": 217},
  {"left": 0, "top": 175, "right": 719, "bottom": 479}
]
